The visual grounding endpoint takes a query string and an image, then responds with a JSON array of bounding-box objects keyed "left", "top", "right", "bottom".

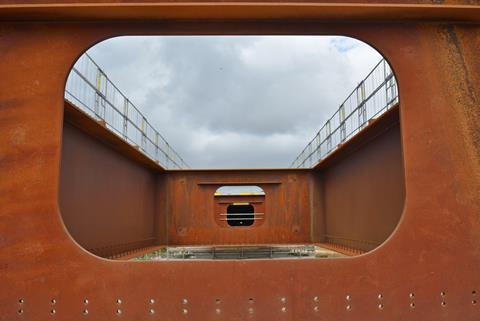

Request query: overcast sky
[{"left": 87, "top": 36, "right": 382, "bottom": 169}]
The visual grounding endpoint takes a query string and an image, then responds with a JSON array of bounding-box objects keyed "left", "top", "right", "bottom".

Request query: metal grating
[{"left": 132, "top": 245, "right": 346, "bottom": 260}]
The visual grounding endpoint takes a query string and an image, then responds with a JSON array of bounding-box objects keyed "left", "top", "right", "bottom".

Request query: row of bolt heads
[{"left": 16, "top": 291, "right": 478, "bottom": 315}]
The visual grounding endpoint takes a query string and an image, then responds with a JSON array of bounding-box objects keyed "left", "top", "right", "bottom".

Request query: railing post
[
  {"left": 339, "top": 104, "right": 346, "bottom": 142},
  {"left": 384, "top": 59, "right": 389, "bottom": 108},
  {"left": 154, "top": 133, "right": 160, "bottom": 163},
  {"left": 94, "top": 68, "right": 103, "bottom": 120},
  {"left": 123, "top": 98, "right": 129, "bottom": 139},
  {"left": 357, "top": 81, "right": 367, "bottom": 128},
  {"left": 307, "top": 143, "right": 313, "bottom": 166},
  {"left": 326, "top": 120, "right": 332, "bottom": 152},
  {"left": 162, "top": 143, "right": 169, "bottom": 169},
  {"left": 140, "top": 117, "right": 146, "bottom": 151}
]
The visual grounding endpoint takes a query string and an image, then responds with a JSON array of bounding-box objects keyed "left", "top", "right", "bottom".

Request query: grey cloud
[{"left": 87, "top": 36, "right": 382, "bottom": 168}]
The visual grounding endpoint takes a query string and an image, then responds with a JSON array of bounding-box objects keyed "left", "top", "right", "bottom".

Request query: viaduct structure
[{"left": 0, "top": 1, "right": 479, "bottom": 321}]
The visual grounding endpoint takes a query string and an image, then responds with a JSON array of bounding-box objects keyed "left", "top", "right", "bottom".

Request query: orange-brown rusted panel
[
  {"left": 0, "top": 2, "right": 480, "bottom": 22},
  {"left": 60, "top": 94, "right": 404, "bottom": 252},
  {"left": 60, "top": 105, "right": 402, "bottom": 250},
  {"left": 60, "top": 121, "right": 158, "bottom": 257},
  {"left": 320, "top": 111, "right": 405, "bottom": 252},
  {"left": 0, "top": 3, "right": 479, "bottom": 321},
  {"left": 64, "top": 101, "right": 164, "bottom": 172},
  {"left": 164, "top": 170, "right": 312, "bottom": 245}
]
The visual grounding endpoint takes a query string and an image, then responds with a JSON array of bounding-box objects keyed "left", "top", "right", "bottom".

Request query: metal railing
[
  {"left": 65, "top": 54, "right": 189, "bottom": 169},
  {"left": 290, "top": 58, "right": 398, "bottom": 168}
]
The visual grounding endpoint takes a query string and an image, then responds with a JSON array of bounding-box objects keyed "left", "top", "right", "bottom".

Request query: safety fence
[
  {"left": 290, "top": 58, "right": 398, "bottom": 168},
  {"left": 65, "top": 54, "right": 189, "bottom": 169}
]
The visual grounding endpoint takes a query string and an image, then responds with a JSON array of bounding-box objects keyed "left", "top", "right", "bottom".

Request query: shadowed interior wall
[
  {"left": 319, "top": 119, "right": 405, "bottom": 252},
  {"left": 60, "top": 121, "right": 157, "bottom": 257}
]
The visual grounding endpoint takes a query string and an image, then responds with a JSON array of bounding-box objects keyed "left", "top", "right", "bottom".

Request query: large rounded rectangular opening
[{"left": 59, "top": 35, "right": 404, "bottom": 260}]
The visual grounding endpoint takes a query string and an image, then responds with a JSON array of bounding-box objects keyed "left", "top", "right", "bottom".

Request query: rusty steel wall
[
  {"left": 319, "top": 109, "right": 405, "bottom": 251},
  {"left": 59, "top": 103, "right": 403, "bottom": 252},
  {"left": 1, "top": 2, "right": 480, "bottom": 321},
  {"left": 60, "top": 120, "right": 158, "bottom": 257},
  {"left": 162, "top": 170, "right": 312, "bottom": 245}
]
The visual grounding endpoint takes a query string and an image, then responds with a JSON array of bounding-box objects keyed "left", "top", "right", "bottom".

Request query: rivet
[
  {"left": 182, "top": 298, "right": 188, "bottom": 305},
  {"left": 18, "top": 309, "right": 24, "bottom": 315},
  {"left": 18, "top": 299, "right": 24, "bottom": 304},
  {"left": 346, "top": 305, "right": 352, "bottom": 311},
  {"left": 378, "top": 303, "right": 384, "bottom": 310},
  {"left": 472, "top": 300, "right": 477, "bottom": 305},
  {"left": 50, "top": 309, "right": 56, "bottom": 315},
  {"left": 82, "top": 309, "right": 89, "bottom": 315},
  {"left": 149, "top": 299, "right": 155, "bottom": 304},
  {"left": 84, "top": 299, "right": 89, "bottom": 305},
  {"left": 215, "top": 299, "right": 221, "bottom": 304},
  {"left": 313, "top": 296, "right": 319, "bottom": 302},
  {"left": 280, "top": 297, "right": 286, "bottom": 303},
  {"left": 473, "top": 290, "right": 477, "bottom": 295},
  {"left": 182, "top": 308, "right": 188, "bottom": 315},
  {"left": 410, "top": 302, "right": 415, "bottom": 309},
  {"left": 116, "top": 299, "right": 122, "bottom": 305},
  {"left": 248, "top": 307, "right": 254, "bottom": 314},
  {"left": 248, "top": 298, "right": 254, "bottom": 304},
  {"left": 215, "top": 308, "right": 221, "bottom": 314},
  {"left": 377, "top": 294, "right": 383, "bottom": 300},
  {"left": 441, "top": 301, "right": 446, "bottom": 307},
  {"left": 346, "top": 295, "right": 351, "bottom": 301},
  {"left": 51, "top": 299, "right": 56, "bottom": 305},
  {"left": 313, "top": 306, "right": 319, "bottom": 312},
  {"left": 440, "top": 291, "right": 446, "bottom": 297},
  {"left": 149, "top": 309, "right": 155, "bottom": 315},
  {"left": 116, "top": 309, "right": 122, "bottom": 315},
  {"left": 409, "top": 293, "right": 415, "bottom": 299},
  {"left": 281, "top": 307, "right": 287, "bottom": 312}
]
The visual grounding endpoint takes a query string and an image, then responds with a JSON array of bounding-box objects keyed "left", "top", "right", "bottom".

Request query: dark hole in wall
[{"left": 227, "top": 204, "right": 255, "bottom": 226}]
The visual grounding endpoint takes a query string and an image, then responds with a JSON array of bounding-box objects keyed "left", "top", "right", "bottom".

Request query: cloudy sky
[{"left": 87, "top": 36, "right": 382, "bottom": 169}]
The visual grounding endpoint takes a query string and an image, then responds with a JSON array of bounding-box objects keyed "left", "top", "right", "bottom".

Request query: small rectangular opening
[{"left": 227, "top": 204, "right": 255, "bottom": 226}]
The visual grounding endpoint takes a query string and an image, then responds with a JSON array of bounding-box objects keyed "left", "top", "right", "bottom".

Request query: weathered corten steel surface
[
  {"left": 63, "top": 101, "right": 164, "bottom": 172},
  {"left": 59, "top": 102, "right": 403, "bottom": 250},
  {"left": 315, "top": 106, "right": 406, "bottom": 252},
  {"left": 60, "top": 121, "right": 157, "bottom": 258},
  {"left": 0, "top": 2, "right": 480, "bottom": 321},
  {"left": 163, "top": 170, "right": 312, "bottom": 245},
  {"left": 1, "top": 1, "right": 480, "bottom": 22}
]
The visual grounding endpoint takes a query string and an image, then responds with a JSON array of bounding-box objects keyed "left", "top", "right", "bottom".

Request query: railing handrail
[
  {"left": 83, "top": 54, "right": 175, "bottom": 152},
  {"left": 65, "top": 53, "right": 189, "bottom": 169},
  {"left": 66, "top": 53, "right": 397, "bottom": 170},
  {"left": 290, "top": 58, "right": 398, "bottom": 168}
]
